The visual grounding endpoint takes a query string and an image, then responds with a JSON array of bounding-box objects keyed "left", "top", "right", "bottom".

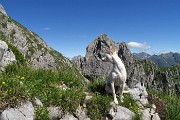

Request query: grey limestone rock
[
  {"left": 0, "top": 40, "right": 16, "bottom": 70},
  {"left": 112, "top": 106, "right": 135, "bottom": 120},
  {"left": 141, "top": 105, "right": 161, "bottom": 120},
  {"left": 33, "top": 97, "right": 43, "bottom": 107},
  {"left": 75, "top": 107, "right": 90, "bottom": 120},
  {"left": 48, "top": 106, "right": 61, "bottom": 120},
  {"left": 0, "top": 101, "right": 35, "bottom": 120},
  {"left": 107, "top": 102, "right": 135, "bottom": 120},
  {"left": 129, "top": 83, "right": 149, "bottom": 107}
]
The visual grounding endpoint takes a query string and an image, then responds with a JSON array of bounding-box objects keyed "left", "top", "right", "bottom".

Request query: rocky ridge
[
  {"left": 0, "top": 4, "right": 73, "bottom": 70},
  {"left": 73, "top": 34, "right": 178, "bottom": 94},
  {"left": 73, "top": 34, "right": 149, "bottom": 87},
  {"left": 133, "top": 52, "right": 180, "bottom": 67},
  {"left": 0, "top": 4, "right": 7, "bottom": 16}
]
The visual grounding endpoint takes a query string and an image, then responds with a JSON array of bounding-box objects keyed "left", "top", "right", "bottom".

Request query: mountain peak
[{"left": 0, "top": 3, "right": 7, "bottom": 16}]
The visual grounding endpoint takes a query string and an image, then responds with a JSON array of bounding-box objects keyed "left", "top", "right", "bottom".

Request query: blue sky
[{"left": 1, "top": 0, "right": 180, "bottom": 58}]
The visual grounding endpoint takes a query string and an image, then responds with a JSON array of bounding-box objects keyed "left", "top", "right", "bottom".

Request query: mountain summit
[{"left": 133, "top": 52, "right": 180, "bottom": 67}]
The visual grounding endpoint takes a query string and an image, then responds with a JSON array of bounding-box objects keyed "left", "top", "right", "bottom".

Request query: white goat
[{"left": 102, "top": 49, "right": 127, "bottom": 104}]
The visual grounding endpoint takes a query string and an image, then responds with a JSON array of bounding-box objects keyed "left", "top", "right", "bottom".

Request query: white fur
[{"left": 102, "top": 51, "right": 127, "bottom": 104}]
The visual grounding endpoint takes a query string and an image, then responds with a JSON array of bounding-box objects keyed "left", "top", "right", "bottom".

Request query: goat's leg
[
  {"left": 111, "top": 81, "right": 118, "bottom": 104},
  {"left": 119, "top": 82, "right": 125, "bottom": 103}
]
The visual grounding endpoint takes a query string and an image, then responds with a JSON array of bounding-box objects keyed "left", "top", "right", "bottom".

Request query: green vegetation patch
[
  {"left": 148, "top": 89, "right": 180, "bottom": 120},
  {"left": 86, "top": 93, "right": 112, "bottom": 120},
  {"left": 0, "top": 64, "right": 85, "bottom": 115},
  {"left": 35, "top": 106, "right": 49, "bottom": 120},
  {"left": 86, "top": 79, "right": 140, "bottom": 120}
]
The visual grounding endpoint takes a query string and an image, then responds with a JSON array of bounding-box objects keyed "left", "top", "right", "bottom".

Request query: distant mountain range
[{"left": 133, "top": 52, "right": 180, "bottom": 67}]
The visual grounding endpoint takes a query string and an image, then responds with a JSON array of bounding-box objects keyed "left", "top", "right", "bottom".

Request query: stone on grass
[{"left": 0, "top": 101, "right": 35, "bottom": 120}]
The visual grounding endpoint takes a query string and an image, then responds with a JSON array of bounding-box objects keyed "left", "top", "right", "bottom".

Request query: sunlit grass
[{"left": 0, "top": 64, "right": 85, "bottom": 116}]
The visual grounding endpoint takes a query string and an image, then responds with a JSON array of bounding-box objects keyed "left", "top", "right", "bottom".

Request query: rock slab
[
  {"left": 0, "top": 101, "right": 35, "bottom": 120},
  {"left": 0, "top": 40, "right": 16, "bottom": 71}
]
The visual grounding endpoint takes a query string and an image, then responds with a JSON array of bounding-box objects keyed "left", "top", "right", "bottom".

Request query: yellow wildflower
[
  {"left": 2, "top": 81, "right": 5, "bottom": 85},
  {"left": 21, "top": 77, "right": 25, "bottom": 80},
  {"left": 17, "top": 76, "right": 21, "bottom": 79}
]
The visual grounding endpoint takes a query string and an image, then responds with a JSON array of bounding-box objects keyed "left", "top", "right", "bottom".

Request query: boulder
[
  {"left": 48, "top": 106, "right": 61, "bottom": 120},
  {"left": 107, "top": 102, "right": 135, "bottom": 120},
  {"left": 75, "top": 107, "right": 90, "bottom": 120},
  {"left": 33, "top": 97, "right": 43, "bottom": 107},
  {"left": 0, "top": 101, "right": 35, "bottom": 120},
  {"left": 0, "top": 40, "right": 16, "bottom": 71},
  {"left": 113, "top": 106, "right": 135, "bottom": 120},
  {"left": 129, "top": 83, "right": 149, "bottom": 107},
  {"left": 141, "top": 105, "right": 161, "bottom": 120}
]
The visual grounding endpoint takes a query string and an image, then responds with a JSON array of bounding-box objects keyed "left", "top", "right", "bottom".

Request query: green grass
[
  {"left": 0, "top": 64, "right": 85, "bottom": 118},
  {"left": 35, "top": 106, "right": 49, "bottom": 120},
  {"left": 86, "top": 92, "right": 112, "bottom": 120},
  {"left": 148, "top": 89, "right": 180, "bottom": 120},
  {"left": 86, "top": 80, "right": 140, "bottom": 120}
]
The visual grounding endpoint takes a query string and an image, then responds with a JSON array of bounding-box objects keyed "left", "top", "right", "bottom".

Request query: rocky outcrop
[
  {"left": 73, "top": 34, "right": 179, "bottom": 94},
  {"left": 73, "top": 34, "right": 147, "bottom": 88},
  {"left": 0, "top": 4, "right": 74, "bottom": 70},
  {"left": 0, "top": 40, "right": 16, "bottom": 70},
  {"left": 0, "top": 100, "right": 90, "bottom": 120}
]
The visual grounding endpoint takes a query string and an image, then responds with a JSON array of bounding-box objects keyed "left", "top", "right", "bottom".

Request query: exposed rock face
[
  {"left": 73, "top": 34, "right": 178, "bottom": 94},
  {"left": 73, "top": 34, "right": 147, "bottom": 87},
  {"left": 0, "top": 4, "right": 73, "bottom": 70},
  {"left": 0, "top": 40, "right": 16, "bottom": 70},
  {"left": 153, "top": 72, "right": 173, "bottom": 92},
  {"left": 0, "top": 4, "right": 7, "bottom": 16}
]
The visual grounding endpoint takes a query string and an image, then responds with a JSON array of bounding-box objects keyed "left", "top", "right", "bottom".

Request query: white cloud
[
  {"left": 43, "top": 27, "right": 50, "bottom": 31},
  {"left": 155, "top": 50, "right": 171, "bottom": 55},
  {"left": 127, "top": 42, "right": 151, "bottom": 50}
]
